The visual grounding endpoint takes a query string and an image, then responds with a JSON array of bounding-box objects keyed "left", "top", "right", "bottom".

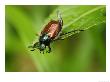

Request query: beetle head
[{"left": 39, "top": 43, "right": 45, "bottom": 51}]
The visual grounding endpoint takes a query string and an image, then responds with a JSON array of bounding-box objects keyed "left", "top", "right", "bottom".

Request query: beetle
[{"left": 28, "top": 11, "right": 84, "bottom": 53}]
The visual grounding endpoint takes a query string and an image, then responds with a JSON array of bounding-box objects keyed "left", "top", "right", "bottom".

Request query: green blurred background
[{"left": 5, "top": 5, "right": 106, "bottom": 72}]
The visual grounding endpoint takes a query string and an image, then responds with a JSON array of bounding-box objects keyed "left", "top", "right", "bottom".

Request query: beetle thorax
[{"left": 39, "top": 33, "right": 51, "bottom": 45}]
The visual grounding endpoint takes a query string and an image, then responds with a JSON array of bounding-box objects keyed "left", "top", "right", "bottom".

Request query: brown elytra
[{"left": 41, "top": 20, "right": 62, "bottom": 40}]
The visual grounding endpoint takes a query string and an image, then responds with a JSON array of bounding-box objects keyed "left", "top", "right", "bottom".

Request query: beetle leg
[
  {"left": 60, "top": 29, "right": 84, "bottom": 36},
  {"left": 43, "top": 50, "right": 44, "bottom": 54},
  {"left": 28, "top": 45, "right": 35, "bottom": 51},
  {"left": 53, "top": 29, "right": 84, "bottom": 41},
  {"left": 46, "top": 46, "right": 48, "bottom": 53},
  {"left": 30, "top": 49, "right": 35, "bottom": 51},
  {"left": 33, "top": 42, "right": 39, "bottom": 47},
  {"left": 58, "top": 29, "right": 84, "bottom": 40},
  {"left": 47, "top": 45, "right": 51, "bottom": 53},
  {"left": 57, "top": 10, "right": 63, "bottom": 26},
  {"left": 40, "top": 50, "right": 45, "bottom": 54}
]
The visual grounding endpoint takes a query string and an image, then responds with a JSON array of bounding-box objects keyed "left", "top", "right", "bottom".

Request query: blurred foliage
[{"left": 5, "top": 5, "right": 106, "bottom": 72}]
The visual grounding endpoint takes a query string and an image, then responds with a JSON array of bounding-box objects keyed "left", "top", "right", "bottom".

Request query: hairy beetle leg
[
  {"left": 48, "top": 46, "right": 51, "bottom": 53},
  {"left": 46, "top": 45, "right": 51, "bottom": 53},
  {"left": 30, "top": 49, "right": 35, "bottom": 51}
]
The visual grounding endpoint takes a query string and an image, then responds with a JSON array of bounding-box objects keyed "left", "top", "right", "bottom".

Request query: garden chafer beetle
[{"left": 28, "top": 11, "right": 84, "bottom": 53}]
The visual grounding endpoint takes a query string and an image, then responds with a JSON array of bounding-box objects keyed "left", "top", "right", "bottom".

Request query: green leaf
[{"left": 45, "top": 5, "right": 106, "bottom": 39}]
